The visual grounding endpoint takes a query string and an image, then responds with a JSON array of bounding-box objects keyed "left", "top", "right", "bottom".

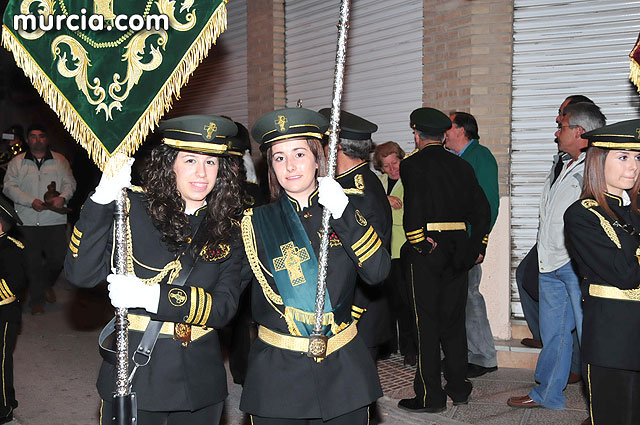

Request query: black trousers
[
  {"left": 0, "top": 322, "right": 18, "bottom": 419},
  {"left": 250, "top": 406, "right": 369, "bottom": 425},
  {"left": 100, "top": 399, "right": 223, "bottom": 425},
  {"left": 387, "top": 258, "right": 416, "bottom": 357},
  {"left": 403, "top": 248, "right": 472, "bottom": 408},
  {"left": 19, "top": 225, "right": 67, "bottom": 306},
  {"left": 587, "top": 363, "right": 640, "bottom": 425}
]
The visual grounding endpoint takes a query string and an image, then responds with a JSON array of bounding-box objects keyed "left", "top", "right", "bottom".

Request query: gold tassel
[
  {"left": 631, "top": 59, "right": 640, "bottom": 95},
  {"left": 1, "top": 1, "right": 227, "bottom": 171}
]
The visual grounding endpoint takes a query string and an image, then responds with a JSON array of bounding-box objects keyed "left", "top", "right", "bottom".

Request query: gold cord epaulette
[
  {"left": 241, "top": 213, "right": 283, "bottom": 312},
  {"left": 130, "top": 185, "right": 145, "bottom": 193},
  {"left": 112, "top": 193, "right": 182, "bottom": 285},
  {"left": 7, "top": 236, "right": 23, "bottom": 249},
  {"left": 583, "top": 200, "right": 621, "bottom": 249}
]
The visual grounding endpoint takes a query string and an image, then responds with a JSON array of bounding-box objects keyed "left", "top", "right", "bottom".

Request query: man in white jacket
[
  {"left": 3, "top": 124, "right": 76, "bottom": 314},
  {"left": 508, "top": 102, "right": 605, "bottom": 410}
]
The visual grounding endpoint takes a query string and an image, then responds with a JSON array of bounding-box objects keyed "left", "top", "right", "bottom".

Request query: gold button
[{"left": 304, "top": 212, "right": 311, "bottom": 219}]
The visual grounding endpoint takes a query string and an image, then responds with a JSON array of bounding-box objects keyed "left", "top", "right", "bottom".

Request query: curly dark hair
[{"left": 142, "top": 144, "right": 243, "bottom": 253}]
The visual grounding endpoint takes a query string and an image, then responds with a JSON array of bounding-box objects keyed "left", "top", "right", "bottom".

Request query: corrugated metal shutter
[
  {"left": 284, "top": 0, "right": 423, "bottom": 154},
  {"left": 167, "top": 0, "right": 248, "bottom": 126},
  {"left": 511, "top": 0, "right": 640, "bottom": 317}
]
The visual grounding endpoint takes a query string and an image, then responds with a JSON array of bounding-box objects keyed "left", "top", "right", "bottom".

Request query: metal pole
[
  {"left": 308, "top": 0, "right": 351, "bottom": 359},
  {"left": 112, "top": 187, "right": 136, "bottom": 424},
  {"left": 113, "top": 188, "right": 129, "bottom": 395}
]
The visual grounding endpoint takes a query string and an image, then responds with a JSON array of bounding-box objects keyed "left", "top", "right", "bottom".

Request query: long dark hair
[
  {"left": 581, "top": 146, "right": 640, "bottom": 221},
  {"left": 142, "top": 144, "right": 243, "bottom": 253},
  {"left": 266, "top": 138, "right": 327, "bottom": 202}
]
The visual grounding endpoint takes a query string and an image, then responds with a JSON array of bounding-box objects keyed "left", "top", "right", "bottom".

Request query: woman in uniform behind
[
  {"left": 239, "top": 108, "right": 391, "bottom": 424},
  {"left": 564, "top": 119, "right": 640, "bottom": 425},
  {"left": 64, "top": 115, "right": 245, "bottom": 424}
]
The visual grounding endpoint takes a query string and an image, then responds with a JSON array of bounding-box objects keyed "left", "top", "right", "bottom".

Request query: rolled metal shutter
[
  {"left": 167, "top": 0, "right": 248, "bottom": 126},
  {"left": 511, "top": 0, "right": 640, "bottom": 317},
  {"left": 285, "top": 0, "right": 423, "bottom": 154}
]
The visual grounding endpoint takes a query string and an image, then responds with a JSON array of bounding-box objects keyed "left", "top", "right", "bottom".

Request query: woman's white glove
[
  {"left": 91, "top": 158, "right": 133, "bottom": 205},
  {"left": 318, "top": 177, "right": 349, "bottom": 219},
  {"left": 106, "top": 274, "right": 160, "bottom": 314}
]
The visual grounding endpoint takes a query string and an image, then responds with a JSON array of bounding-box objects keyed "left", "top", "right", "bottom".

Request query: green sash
[{"left": 252, "top": 196, "right": 333, "bottom": 337}]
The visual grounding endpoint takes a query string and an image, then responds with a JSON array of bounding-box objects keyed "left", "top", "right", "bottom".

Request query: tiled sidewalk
[{"left": 375, "top": 353, "right": 590, "bottom": 425}]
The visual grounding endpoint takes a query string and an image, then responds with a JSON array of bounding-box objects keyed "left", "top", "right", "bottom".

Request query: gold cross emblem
[
  {"left": 275, "top": 115, "right": 288, "bottom": 132},
  {"left": 94, "top": 0, "right": 115, "bottom": 21},
  {"left": 272, "top": 241, "right": 310, "bottom": 286},
  {"left": 204, "top": 122, "right": 217, "bottom": 140}
]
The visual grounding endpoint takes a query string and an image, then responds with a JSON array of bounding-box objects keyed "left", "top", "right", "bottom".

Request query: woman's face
[
  {"left": 604, "top": 149, "right": 640, "bottom": 196},
  {"left": 173, "top": 151, "right": 219, "bottom": 210},
  {"left": 271, "top": 138, "right": 318, "bottom": 201},
  {"left": 382, "top": 153, "right": 401, "bottom": 180}
]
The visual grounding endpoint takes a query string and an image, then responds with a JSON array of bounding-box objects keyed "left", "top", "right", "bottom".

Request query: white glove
[
  {"left": 91, "top": 158, "right": 133, "bottom": 205},
  {"left": 106, "top": 274, "right": 160, "bottom": 314},
  {"left": 318, "top": 177, "right": 349, "bottom": 219}
]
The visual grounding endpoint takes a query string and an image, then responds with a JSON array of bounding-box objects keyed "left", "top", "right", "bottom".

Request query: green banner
[{"left": 2, "top": 0, "right": 227, "bottom": 170}]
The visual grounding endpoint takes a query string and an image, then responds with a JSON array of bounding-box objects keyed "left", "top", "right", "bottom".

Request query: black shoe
[
  {"left": 452, "top": 396, "right": 470, "bottom": 406},
  {"left": 0, "top": 414, "right": 12, "bottom": 424},
  {"left": 403, "top": 354, "right": 416, "bottom": 366},
  {"left": 466, "top": 363, "right": 498, "bottom": 378},
  {"left": 397, "top": 397, "right": 446, "bottom": 413}
]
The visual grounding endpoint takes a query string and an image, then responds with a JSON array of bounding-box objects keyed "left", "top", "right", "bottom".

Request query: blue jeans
[
  {"left": 529, "top": 261, "right": 583, "bottom": 409},
  {"left": 516, "top": 249, "right": 581, "bottom": 375}
]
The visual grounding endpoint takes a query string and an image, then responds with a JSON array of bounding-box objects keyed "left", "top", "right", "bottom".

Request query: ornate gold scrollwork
[
  {"left": 51, "top": 35, "right": 107, "bottom": 106},
  {"left": 18, "top": 0, "right": 55, "bottom": 40},
  {"left": 156, "top": 0, "right": 197, "bottom": 31}
]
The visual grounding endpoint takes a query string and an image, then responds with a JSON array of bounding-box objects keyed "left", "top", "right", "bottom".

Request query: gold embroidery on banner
[
  {"left": 168, "top": 288, "right": 187, "bottom": 306},
  {"left": 17, "top": 0, "right": 55, "bottom": 41},
  {"left": 93, "top": 0, "right": 115, "bottom": 21},
  {"left": 272, "top": 241, "right": 311, "bottom": 287},
  {"left": 355, "top": 209, "right": 367, "bottom": 227},
  {"left": 51, "top": 0, "right": 198, "bottom": 121}
]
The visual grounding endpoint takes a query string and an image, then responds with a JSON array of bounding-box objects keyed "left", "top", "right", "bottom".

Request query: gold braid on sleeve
[
  {"left": 241, "top": 212, "right": 284, "bottom": 312},
  {"left": 586, "top": 207, "right": 621, "bottom": 249}
]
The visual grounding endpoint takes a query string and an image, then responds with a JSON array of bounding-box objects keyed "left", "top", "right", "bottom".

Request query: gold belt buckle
[
  {"left": 174, "top": 323, "right": 192, "bottom": 347},
  {"left": 307, "top": 334, "right": 328, "bottom": 359}
]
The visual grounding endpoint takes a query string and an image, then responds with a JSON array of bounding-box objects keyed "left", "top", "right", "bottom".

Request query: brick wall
[
  {"left": 423, "top": 0, "right": 513, "bottom": 196},
  {"left": 246, "top": 0, "right": 286, "bottom": 128}
]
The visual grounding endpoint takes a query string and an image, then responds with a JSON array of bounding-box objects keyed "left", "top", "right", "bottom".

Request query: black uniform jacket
[
  {"left": 0, "top": 234, "right": 25, "bottom": 323},
  {"left": 64, "top": 191, "right": 243, "bottom": 411},
  {"left": 239, "top": 190, "right": 390, "bottom": 420},
  {"left": 400, "top": 144, "right": 491, "bottom": 271},
  {"left": 564, "top": 193, "right": 640, "bottom": 371},
  {"left": 337, "top": 162, "right": 393, "bottom": 346}
]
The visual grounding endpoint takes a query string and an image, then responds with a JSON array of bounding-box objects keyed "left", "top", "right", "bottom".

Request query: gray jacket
[{"left": 537, "top": 152, "right": 584, "bottom": 273}]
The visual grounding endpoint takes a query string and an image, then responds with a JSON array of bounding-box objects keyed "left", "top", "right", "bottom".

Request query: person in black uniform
[
  {"left": 240, "top": 107, "right": 391, "bottom": 424},
  {"left": 564, "top": 119, "right": 640, "bottom": 425},
  {"left": 64, "top": 115, "right": 245, "bottom": 425},
  {"left": 398, "top": 107, "right": 491, "bottom": 413},
  {"left": 0, "top": 194, "right": 25, "bottom": 424},
  {"left": 318, "top": 108, "right": 393, "bottom": 361}
]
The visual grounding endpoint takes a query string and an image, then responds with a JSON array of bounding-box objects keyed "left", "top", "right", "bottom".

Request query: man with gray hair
[
  {"left": 318, "top": 108, "right": 393, "bottom": 361},
  {"left": 508, "top": 101, "right": 606, "bottom": 410}
]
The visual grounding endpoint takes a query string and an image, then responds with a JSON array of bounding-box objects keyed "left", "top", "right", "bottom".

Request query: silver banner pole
[{"left": 308, "top": 0, "right": 351, "bottom": 359}]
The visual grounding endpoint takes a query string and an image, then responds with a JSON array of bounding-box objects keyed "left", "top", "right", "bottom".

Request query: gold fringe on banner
[{"left": 1, "top": 1, "right": 227, "bottom": 171}]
